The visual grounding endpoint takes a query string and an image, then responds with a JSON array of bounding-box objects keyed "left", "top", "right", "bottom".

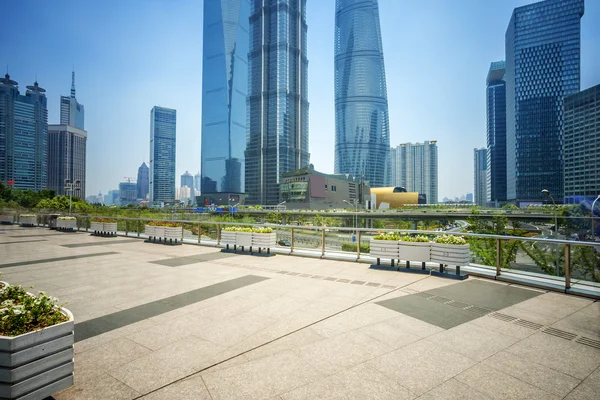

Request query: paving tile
[
  {"left": 75, "top": 337, "right": 152, "bottom": 375},
  {"left": 564, "top": 367, "right": 600, "bottom": 400},
  {"left": 384, "top": 312, "right": 445, "bottom": 338},
  {"left": 417, "top": 378, "right": 492, "bottom": 400},
  {"left": 139, "top": 375, "right": 212, "bottom": 400},
  {"left": 194, "top": 311, "right": 277, "bottom": 348},
  {"left": 506, "top": 332, "right": 600, "bottom": 379},
  {"left": 54, "top": 372, "right": 140, "bottom": 400},
  {"left": 367, "top": 340, "right": 476, "bottom": 395},
  {"left": 243, "top": 328, "right": 324, "bottom": 361},
  {"left": 455, "top": 363, "right": 560, "bottom": 400},
  {"left": 549, "top": 306, "right": 600, "bottom": 340},
  {"left": 468, "top": 314, "right": 537, "bottom": 339},
  {"left": 201, "top": 350, "right": 322, "bottom": 400},
  {"left": 357, "top": 321, "right": 421, "bottom": 349},
  {"left": 310, "top": 303, "right": 397, "bottom": 338},
  {"left": 510, "top": 292, "right": 592, "bottom": 319},
  {"left": 481, "top": 352, "right": 581, "bottom": 397},
  {"left": 126, "top": 320, "right": 195, "bottom": 350}
]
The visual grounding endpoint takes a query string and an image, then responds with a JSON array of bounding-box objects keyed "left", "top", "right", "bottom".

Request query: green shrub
[
  {"left": 222, "top": 226, "right": 273, "bottom": 233},
  {"left": 433, "top": 235, "right": 468, "bottom": 245},
  {"left": 373, "top": 232, "right": 400, "bottom": 240},
  {"left": 400, "top": 235, "right": 430, "bottom": 243},
  {"left": 341, "top": 242, "right": 370, "bottom": 253},
  {"left": 57, "top": 216, "right": 76, "bottom": 220}
]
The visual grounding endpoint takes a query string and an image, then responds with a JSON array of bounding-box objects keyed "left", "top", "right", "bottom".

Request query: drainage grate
[
  {"left": 447, "top": 300, "right": 470, "bottom": 309},
  {"left": 287, "top": 272, "right": 300, "bottom": 276},
  {"left": 575, "top": 337, "right": 600, "bottom": 350},
  {"left": 337, "top": 279, "right": 350, "bottom": 283},
  {"left": 514, "top": 319, "right": 544, "bottom": 330},
  {"left": 310, "top": 275, "right": 324, "bottom": 279},
  {"left": 542, "top": 327, "right": 577, "bottom": 341},
  {"left": 465, "top": 306, "right": 491, "bottom": 315},
  {"left": 299, "top": 274, "right": 312, "bottom": 277},
  {"left": 366, "top": 282, "right": 381, "bottom": 287},
  {"left": 489, "top": 313, "right": 518, "bottom": 322},
  {"left": 381, "top": 285, "right": 396, "bottom": 289},
  {"left": 430, "top": 296, "right": 450, "bottom": 303},
  {"left": 323, "top": 277, "right": 337, "bottom": 281},
  {"left": 350, "top": 280, "right": 366, "bottom": 285}
]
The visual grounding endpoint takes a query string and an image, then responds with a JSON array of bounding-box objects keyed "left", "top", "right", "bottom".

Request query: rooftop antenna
[{"left": 71, "top": 68, "right": 76, "bottom": 98}]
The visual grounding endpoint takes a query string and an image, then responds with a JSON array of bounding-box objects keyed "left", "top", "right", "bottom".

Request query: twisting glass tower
[{"left": 334, "top": 0, "right": 390, "bottom": 188}]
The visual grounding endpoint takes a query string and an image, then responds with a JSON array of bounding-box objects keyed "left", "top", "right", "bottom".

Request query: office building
[
  {"left": 563, "top": 84, "right": 600, "bottom": 204},
  {"left": 486, "top": 61, "right": 507, "bottom": 206},
  {"left": 149, "top": 106, "right": 176, "bottom": 204},
  {"left": 137, "top": 162, "right": 149, "bottom": 200},
  {"left": 119, "top": 181, "right": 137, "bottom": 206},
  {"left": 194, "top": 172, "right": 201, "bottom": 195},
  {"left": 279, "top": 165, "right": 370, "bottom": 210},
  {"left": 389, "top": 141, "right": 438, "bottom": 204},
  {"left": 47, "top": 124, "right": 87, "bottom": 197},
  {"left": 246, "top": 0, "right": 310, "bottom": 205},
  {"left": 60, "top": 71, "right": 84, "bottom": 130},
  {"left": 0, "top": 74, "right": 48, "bottom": 191},
  {"left": 181, "top": 170, "right": 193, "bottom": 191},
  {"left": 505, "top": 0, "right": 584, "bottom": 204},
  {"left": 334, "top": 0, "right": 390, "bottom": 188},
  {"left": 201, "top": 0, "right": 250, "bottom": 200},
  {"left": 466, "top": 193, "right": 474, "bottom": 203},
  {"left": 474, "top": 148, "right": 488, "bottom": 206}
]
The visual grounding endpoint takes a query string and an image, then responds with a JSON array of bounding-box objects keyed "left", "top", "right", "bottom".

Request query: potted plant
[
  {"left": 0, "top": 282, "right": 74, "bottom": 399},
  {"left": 370, "top": 232, "right": 400, "bottom": 260},
  {"left": 430, "top": 235, "right": 470, "bottom": 266},
  {"left": 90, "top": 218, "right": 117, "bottom": 236},
  {"left": 251, "top": 227, "right": 276, "bottom": 249},
  {"left": 145, "top": 221, "right": 182, "bottom": 244},
  {"left": 19, "top": 214, "right": 37, "bottom": 227},
  {"left": 398, "top": 235, "right": 431, "bottom": 262},
  {"left": 222, "top": 227, "right": 253, "bottom": 247},
  {"left": 0, "top": 214, "right": 14, "bottom": 225},
  {"left": 56, "top": 217, "right": 77, "bottom": 232}
]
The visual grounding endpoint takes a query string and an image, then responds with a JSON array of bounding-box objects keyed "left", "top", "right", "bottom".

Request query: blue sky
[{"left": 2, "top": 0, "right": 599, "bottom": 201}]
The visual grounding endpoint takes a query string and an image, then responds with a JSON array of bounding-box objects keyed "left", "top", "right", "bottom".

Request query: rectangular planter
[
  {"left": 56, "top": 219, "right": 77, "bottom": 231},
  {"left": 90, "top": 222, "right": 103, "bottom": 232},
  {"left": 153, "top": 226, "right": 166, "bottom": 238},
  {"left": 0, "top": 216, "right": 14, "bottom": 225},
  {"left": 19, "top": 216, "right": 36, "bottom": 227},
  {"left": 430, "top": 243, "right": 471, "bottom": 266},
  {"left": 399, "top": 242, "right": 431, "bottom": 262},
  {"left": 252, "top": 232, "right": 276, "bottom": 248},
  {"left": 221, "top": 231, "right": 237, "bottom": 245},
  {"left": 165, "top": 227, "right": 183, "bottom": 241},
  {"left": 102, "top": 222, "right": 117, "bottom": 233},
  {"left": 369, "top": 240, "right": 399, "bottom": 260},
  {"left": 145, "top": 225, "right": 155, "bottom": 237},
  {"left": 0, "top": 284, "right": 74, "bottom": 399},
  {"left": 236, "top": 232, "right": 253, "bottom": 247}
]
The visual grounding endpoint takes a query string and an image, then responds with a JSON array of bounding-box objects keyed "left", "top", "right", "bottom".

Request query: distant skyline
[{"left": 1, "top": 0, "right": 599, "bottom": 200}]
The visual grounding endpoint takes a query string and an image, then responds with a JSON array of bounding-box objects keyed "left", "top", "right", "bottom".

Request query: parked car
[{"left": 278, "top": 239, "right": 291, "bottom": 247}]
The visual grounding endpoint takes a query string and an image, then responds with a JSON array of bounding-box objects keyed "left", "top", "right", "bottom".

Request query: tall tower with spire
[{"left": 60, "top": 70, "right": 84, "bottom": 129}]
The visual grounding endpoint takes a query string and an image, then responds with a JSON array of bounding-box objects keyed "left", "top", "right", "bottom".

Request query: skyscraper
[
  {"left": 505, "top": 0, "right": 584, "bottom": 204},
  {"left": 194, "top": 172, "right": 201, "bottom": 195},
  {"left": 136, "top": 162, "right": 149, "bottom": 200},
  {"left": 486, "top": 61, "right": 507, "bottom": 206},
  {"left": 246, "top": 0, "right": 310, "bottom": 205},
  {"left": 47, "top": 125, "right": 87, "bottom": 198},
  {"left": 474, "top": 148, "right": 488, "bottom": 206},
  {"left": 201, "top": 0, "right": 250, "bottom": 198},
  {"left": 334, "top": 0, "right": 390, "bottom": 188},
  {"left": 389, "top": 141, "right": 438, "bottom": 204},
  {"left": 181, "top": 170, "right": 193, "bottom": 191},
  {"left": 0, "top": 74, "right": 48, "bottom": 191},
  {"left": 60, "top": 71, "right": 84, "bottom": 130},
  {"left": 563, "top": 84, "right": 600, "bottom": 204},
  {"left": 149, "top": 106, "right": 176, "bottom": 203}
]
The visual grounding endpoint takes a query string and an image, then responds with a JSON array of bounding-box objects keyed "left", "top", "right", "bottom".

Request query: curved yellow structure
[{"left": 370, "top": 187, "right": 424, "bottom": 208}]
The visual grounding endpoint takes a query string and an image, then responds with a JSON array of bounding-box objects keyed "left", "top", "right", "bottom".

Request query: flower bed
[
  {"left": 56, "top": 217, "right": 77, "bottom": 232},
  {"left": 19, "top": 214, "right": 37, "bottom": 227},
  {"left": 222, "top": 227, "right": 275, "bottom": 250},
  {"left": 0, "top": 282, "right": 74, "bottom": 399},
  {"left": 145, "top": 221, "right": 182, "bottom": 244},
  {"left": 430, "top": 235, "right": 470, "bottom": 266}
]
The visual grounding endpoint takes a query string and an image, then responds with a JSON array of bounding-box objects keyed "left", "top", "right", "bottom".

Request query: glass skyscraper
[
  {"left": 246, "top": 0, "right": 310, "bottom": 205},
  {"left": 0, "top": 74, "right": 48, "bottom": 191},
  {"left": 201, "top": 0, "right": 250, "bottom": 197},
  {"left": 474, "top": 148, "right": 488, "bottom": 206},
  {"left": 136, "top": 162, "right": 149, "bottom": 200},
  {"left": 486, "top": 61, "right": 507, "bottom": 206},
  {"left": 505, "top": 0, "right": 584, "bottom": 204},
  {"left": 334, "top": 0, "right": 390, "bottom": 188},
  {"left": 149, "top": 106, "right": 176, "bottom": 203},
  {"left": 60, "top": 71, "right": 84, "bottom": 130}
]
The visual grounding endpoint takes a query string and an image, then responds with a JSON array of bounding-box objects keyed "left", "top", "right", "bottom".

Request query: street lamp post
[
  {"left": 276, "top": 201, "right": 286, "bottom": 212},
  {"left": 343, "top": 199, "right": 358, "bottom": 239},
  {"left": 591, "top": 195, "right": 600, "bottom": 241},
  {"left": 64, "top": 179, "right": 81, "bottom": 215},
  {"left": 541, "top": 189, "right": 559, "bottom": 276}
]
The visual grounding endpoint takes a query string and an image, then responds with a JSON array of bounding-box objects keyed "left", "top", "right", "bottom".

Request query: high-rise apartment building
[
  {"left": 474, "top": 148, "right": 488, "bottom": 206},
  {"left": 136, "top": 162, "right": 149, "bottom": 200},
  {"left": 47, "top": 125, "right": 87, "bottom": 197},
  {"left": 486, "top": 61, "right": 507, "bottom": 206},
  {"left": 60, "top": 71, "right": 84, "bottom": 130},
  {"left": 194, "top": 172, "right": 201, "bottom": 195},
  {"left": 505, "top": 0, "right": 584, "bottom": 204},
  {"left": 181, "top": 170, "right": 193, "bottom": 191},
  {"left": 201, "top": 0, "right": 250, "bottom": 198},
  {"left": 334, "top": 0, "right": 390, "bottom": 188},
  {"left": 149, "top": 106, "right": 176, "bottom": 203},
  {"left": 563, "top": 84, "right": 600, "bottom": 204},
  {"left": 246, "top": 0, "right": 310, "bottom": 205},
  {"left": 389, "top": 141, "right": 438, "bottom": 204},
  {"left": 119, "top": 181, "right": 137, "bottom": 206},
  {"left": 0, "top": 74, "right": 48, "bottom": 191}
]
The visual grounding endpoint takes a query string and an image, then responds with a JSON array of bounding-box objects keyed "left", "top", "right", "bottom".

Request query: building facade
[
  {"left": 486, "top": 61, "right": 507, "bottom": 206},
  {"left": 149, "top": 106, "right": 176, "bottom": 203},
  {"left": 505, "top": 0, "right": 584, "bottom": 204},
  {"left": 136, "top": 162, "right": 149, "bottom": 200},
  {"left": 246, "top": 0, "right": 310, "bottom": 205},
  {"left": 201, "top": 0, "right": 250, "bottom": 198},
  {"left": 389, "top": 141, "right": 438, "bottom": 204},
  {"left": 0, "top": 74, "right": 48, "bottom": 191},
  {"left": 119, "top": 181, "right": 137, "bottom": 206},
  {"left": 181, "top": 170, "right": 193, "bottom": 191},
  {"left": 474, "top": 148, "right": 488, "bottom": 206},
  {"left": 563, "top": 84, "right": 600, "bottom": 204},
  {"left": 334, "top": 0, "right": 390, "bottom": 188},
  {"left": 194, "top": 172, "right": 201, "bottom": 195},
  {"left": 60, "top": 71, "right": 84, "bottom": 130},
  {"left": 47, "top": 125, "right": 87, "bottom": 197}
]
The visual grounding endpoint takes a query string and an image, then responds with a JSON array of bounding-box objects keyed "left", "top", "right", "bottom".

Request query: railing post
[
  {"left": 197, "top": 222, "right": 201, "bottom": 244},
  {"left": 217, "top": 224, "right": 221, "bottom": 245},
  {"left": 290, "top": 227, "right": 295, "bottom": 253},
  {"left": 321, "top": 228, "right": 325, "bottom": 257},
  {"left": 181, "top": 222, "right": 184, "bottom": 242},
  {"left": 496, "top": 238, "right": 502, "bottom": 276},
  {"left": 125, "top": 220, "right": 129, "bottom": 236},
  {"left": 137, "top": 220, "right": 141, "bottom": 237},
  {"left": 356, "top": 230, "right": 361, "bottom": 260},
  {"left": 564, "top": 243, "right": 571, "bottom": 290}
]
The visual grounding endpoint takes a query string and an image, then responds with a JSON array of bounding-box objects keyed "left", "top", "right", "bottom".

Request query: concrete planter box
[
  {"left": 399, "top": 241, "right": 431, "bottom": 262},
  {"left": 236, "top": 232, "right": 253, "bottom": 247},
  {"left": 0, "top": 284, "right": 74, "bottom": 399},
  {"left": 430, "top": 243, "right": 470, "bottom": 266},
  {"left": 0, "top": 215, "right": 14, "bottom": 225},
  {"left": 102, "top": 222, "right": 117, "bottom": 233},
  {"left": 221, "top": 231, "right": 237, "bottom": 245},
  {"left": 370, "top": 240, "right": 399, "bottom": 259},
  {"left": 19, "top": 216, "right": 36, "bottom": 227},
  {"left": 252, "top": 232, "right": 276, "bottom": 248},
  {"left": 145, "top": 225, "right": 155, "bottom": 237},
  {"left": 152, "top": 226, "right": 166, "bottom": 238},
  {"left": 165, "top": 227, "right": 183, "bottom": 241},
  {"left": 92, "top": 222, "right": 117, "bottom": 236},
  {"left": 90, "top": 222, "right": 103, "bottom": 232},
  {"left": 56, "top": 219, "right": 77, "bottom": 231}
]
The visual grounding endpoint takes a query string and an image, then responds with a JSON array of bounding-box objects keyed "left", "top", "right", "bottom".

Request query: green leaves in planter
[
  {"left": 57, "top": 216, "right": 76, "bottom": 221},
  {"left": 400, "top": 235, "right": 431, "bottom": 243},
  {"left": 433, "top": 234, "right": 468, "bottom": 245},
  {"left": 373, "top": 232, "right": 400, "bottom": 240},
  {"left": 222, "top": 226, "right": 273, "bottom": 233}
]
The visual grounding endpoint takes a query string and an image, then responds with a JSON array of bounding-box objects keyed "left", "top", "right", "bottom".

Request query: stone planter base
[
  {"left": 91, "top": 222, "right": 118, "bottom": 237},
  {"left": 221, "top": 245, "right": 276, "bottom": 257},
  {"left": 431, "top": 243, "right": 471, "bottom": 266}
]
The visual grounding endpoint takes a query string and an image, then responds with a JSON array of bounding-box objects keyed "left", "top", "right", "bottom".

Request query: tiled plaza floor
[{"left": 1, "top": 225, "right": 599, "bottom": 399}]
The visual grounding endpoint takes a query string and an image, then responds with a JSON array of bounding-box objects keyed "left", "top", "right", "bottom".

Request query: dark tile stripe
[
  {"left": 0, "top": 239, "right": 47, "bottom": 245},
  {"left": 74, "top": 275, "right": 269, "bottom": 342},
  {"left": 10, "top": 233, "right": 70, "bottom": 238},
  {"left": 62, "top": 239, "right": 138, "bottom": 248},
  {"left": 0, "top": 252, "right": 120, "bottom": 269},
  {"left": 150, "top": 252, "right": 239, "bottom": 267}
]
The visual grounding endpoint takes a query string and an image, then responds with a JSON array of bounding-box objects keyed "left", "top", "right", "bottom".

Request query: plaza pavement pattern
[{"left": 0, "top": 225, "right": 599, "bottom": 399}]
